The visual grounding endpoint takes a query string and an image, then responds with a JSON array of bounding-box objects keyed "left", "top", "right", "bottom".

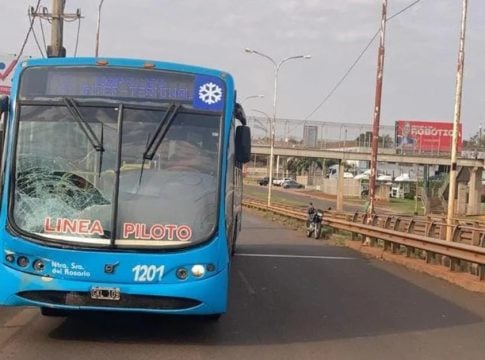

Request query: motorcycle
[{"left": 306, "top": 209, "right": 323, "bottom": 239}]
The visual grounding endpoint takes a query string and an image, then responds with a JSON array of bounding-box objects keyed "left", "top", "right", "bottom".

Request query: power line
[
  {"left": 74, "top": 17, "right": 81, "bottom": 57},
  {"left": 16, "top": 0, "right": 42, "bottom": 62},
  {"left": 28, "top": 10, "right": 46, "bottom": 58},
  {"left": 30, "top": 4, "right": 82, "bottom": 58},
  {"left": 305, "top": 30, "right": 379, "bottom": 120},
  {"left": 38, "top": 4, "right": 48, "bottom": 54},
  {"left": 387, "top": 0, "right": 423, "bottom": 21},
  {"left": 305, "top": 0, "right": 424, "bottom": 120}
]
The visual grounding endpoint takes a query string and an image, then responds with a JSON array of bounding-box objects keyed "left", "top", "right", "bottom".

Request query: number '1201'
[{"left": 132, "top": 265, "right": 165, "bottom": 282}]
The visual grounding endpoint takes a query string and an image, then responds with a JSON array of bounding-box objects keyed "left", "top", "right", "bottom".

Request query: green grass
[
  {"left": 386, "top": 198, "right": 424, "bottom": 215},
  {"left": 244, "top": 186, "right": 306, "bottom": 208},
  {"left": 244, "top": 184, "right": 425, "bottom": 215}
]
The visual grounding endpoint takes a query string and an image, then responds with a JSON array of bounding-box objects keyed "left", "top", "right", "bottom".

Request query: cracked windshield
[{"left": 13, "top": 103, "right": 221, "bottom": 247}]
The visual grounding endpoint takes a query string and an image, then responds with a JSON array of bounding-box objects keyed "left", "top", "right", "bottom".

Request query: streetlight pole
[
  {"left": 95, "top": 0, "right": 105, "bottom": 57},
  {"left": 446, "top": 0, "right": 468, "bottom": 241},
  {"left": 245, "top": 48, "right": 311, "bottom": 206}
]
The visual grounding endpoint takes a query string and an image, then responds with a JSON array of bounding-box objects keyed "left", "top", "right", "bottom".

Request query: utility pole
[
  {"left": 30, "top": 0, "right": 81, "bottom": 58},
  {"left": 48, "top": 0, "right": 66, "bottom": 57},
  {"left": 367, "top": 0, "right": 388, "bottom": 220},
  {"left": 446, "top": 0, "right": 468, "bottom": 242}
]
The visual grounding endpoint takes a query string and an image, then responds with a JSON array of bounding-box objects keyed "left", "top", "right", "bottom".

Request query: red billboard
[{"left": 395, "top": 120, "right": 462, "bottom": 152}]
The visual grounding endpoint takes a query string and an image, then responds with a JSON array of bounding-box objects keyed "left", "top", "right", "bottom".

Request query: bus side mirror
[
  {"left": 235, "top": 125, "right": 251, "bottom": 163},
  {"left": 234, "top": 102, "right": 247, "bottom": 125}
]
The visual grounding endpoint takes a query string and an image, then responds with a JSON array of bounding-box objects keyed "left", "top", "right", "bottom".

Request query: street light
[
  {"left": 245, "top": 48, "right": 311, "bottom": 206},
  {"left": 243, "top": 94, "right": 265, "bottom": 103},
  {"left": 95, "top": 0, "right": 105, "bottom": 57}
]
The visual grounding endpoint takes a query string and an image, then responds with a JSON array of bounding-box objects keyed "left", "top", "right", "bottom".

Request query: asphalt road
[{"left": 0, "top": 213, "right": 485, "bottom": 359}]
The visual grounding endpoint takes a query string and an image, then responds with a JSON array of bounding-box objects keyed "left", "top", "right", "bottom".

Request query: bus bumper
[{"left": 0, "top": 265, "right": 229, "bottom": 315}]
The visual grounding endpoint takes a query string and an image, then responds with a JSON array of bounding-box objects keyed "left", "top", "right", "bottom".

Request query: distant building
[{"left": 303, "top": 125, "right": 318, "bottom": 148}]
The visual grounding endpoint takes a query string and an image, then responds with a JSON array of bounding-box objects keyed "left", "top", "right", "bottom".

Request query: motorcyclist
[{"left": 307, "top": 202, "right": 315, "bottom": 226}]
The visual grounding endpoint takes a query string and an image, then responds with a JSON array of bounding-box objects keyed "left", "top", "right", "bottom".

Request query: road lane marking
[
  {"left": 237, "top": 270, "right": 256, "bottom": 295},
  {"left": 235, "top": 253, "right": 356, "bottom": 260}
]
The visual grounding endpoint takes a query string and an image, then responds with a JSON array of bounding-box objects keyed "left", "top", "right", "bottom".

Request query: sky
[{"left": 1, "top": 0, "right": 485, "bottom": 138}]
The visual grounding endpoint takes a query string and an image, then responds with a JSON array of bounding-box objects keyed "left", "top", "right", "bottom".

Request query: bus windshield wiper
[
  {"left": 63, "top": 97, "right": 105, "bottom": 176},
  {"left": 138, "top": 103, "right": 182, "bottom": 185}
]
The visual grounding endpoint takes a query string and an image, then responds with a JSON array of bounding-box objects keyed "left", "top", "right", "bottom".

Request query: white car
[
  {"left": 394, "top": 173, "right": 412, "bottom": 182},
  {"left": 377, "top": 174, "right": 392, "bottom": 181},
  {"left": 273, "top": 177, "right": 293, "bottom": 186},
  {"left": 354, "top": 173, "right": 369, "bottom": 180},
  {"left": 343, "top": 172, "right": 354, "bottom": 179},
  {"left": 354, "top": 169, "right": 371, "bottom": 180}
]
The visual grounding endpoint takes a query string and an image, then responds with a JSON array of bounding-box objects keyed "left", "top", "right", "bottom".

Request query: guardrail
[{"left": 243, "top": 199, "right": 485, "bottom": 281}]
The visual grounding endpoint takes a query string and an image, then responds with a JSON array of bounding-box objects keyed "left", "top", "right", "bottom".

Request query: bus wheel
[
  {"left": 231, "top": 221, "right": 238, "bottom": 257},
  {"left": 41, "top": 307, "right": 69, "bottom": 317},
  {"left": 204, "top": 313, "right": 222, "bottom": 321}
]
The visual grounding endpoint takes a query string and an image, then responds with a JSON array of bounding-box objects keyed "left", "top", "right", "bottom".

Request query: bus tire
[
  {"left": 314, "top": 224, "right": 320, "bottom": 239},
  {"left": 231, "top": 220, "right": 238, "bottom": 256},
  {"left": 204, "top": 313, "right": 222, "bottom": 321},
  {"left": 40, "top": 307, "right": 69, "bottom": 317}
]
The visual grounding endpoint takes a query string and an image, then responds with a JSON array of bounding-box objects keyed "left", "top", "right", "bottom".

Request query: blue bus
[{"left": 0, "top": 57, "right": 251, "bottom": 318}]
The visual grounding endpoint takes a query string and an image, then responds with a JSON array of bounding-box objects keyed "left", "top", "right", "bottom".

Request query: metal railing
[
  {"left": 248, "top": 116, "right": 485, "bottom": 158},
  {"left": 243, "top": 199, "right": 485, "bottom": 280}
]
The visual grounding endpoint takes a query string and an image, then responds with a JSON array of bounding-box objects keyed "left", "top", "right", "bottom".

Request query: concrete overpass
[
  {"left": 251, "top": 144, "right": 484, "bottom": 167},
  {"left": 251, "top": 144, "right": 484, "bottom": 215}
]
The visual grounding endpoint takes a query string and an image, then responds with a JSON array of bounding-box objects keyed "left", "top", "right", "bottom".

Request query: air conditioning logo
[
  {"left": 198, "top": 82, "right": 222, "bottom": 105},
  {"left": 193, "top": 75, "right": 225, "bottom": 111}
]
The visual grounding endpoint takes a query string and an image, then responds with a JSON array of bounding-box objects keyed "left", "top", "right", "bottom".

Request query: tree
[
  {"left": 355, "top": 132, "right": 393, "bottom": 147},
  {"left": 464, "top": 129, "right": 484, "bottom": 148},
  {"left": 286, "top": 157, "right": 338, "bottom": 176}
]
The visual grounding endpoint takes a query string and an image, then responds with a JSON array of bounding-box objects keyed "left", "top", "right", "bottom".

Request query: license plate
[{"left": 90, "top": 287, "right": 121, "bottom": 301}]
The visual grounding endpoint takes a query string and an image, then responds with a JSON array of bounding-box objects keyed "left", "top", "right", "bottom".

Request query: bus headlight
[{"left": 191, "top": 265, "right": 205, "bottom": 278}]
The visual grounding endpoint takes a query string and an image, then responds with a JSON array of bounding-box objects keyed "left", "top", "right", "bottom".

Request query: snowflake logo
[{"left": 198, "top": 82, "right": 222, "bottom": 105}]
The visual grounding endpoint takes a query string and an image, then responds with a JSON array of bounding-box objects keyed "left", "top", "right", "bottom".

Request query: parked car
[
  {"left": 282, "top": 179, "right": 304, "bottom": 189},
  {"left": 377, "top": 174, "right": 392, "bottom": 182},
  {"left": 273, "top": 177, "right": 293, "bottom": 186},
  {"left": 354, "top": 170, "right": 370, "bottom": 180},
  {"left": 258, "top": 176, "right": 269, "bottom": 186}
]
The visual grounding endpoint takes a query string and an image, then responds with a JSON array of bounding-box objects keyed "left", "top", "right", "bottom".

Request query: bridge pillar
[
  {"left": 456, "top": 183, "right": 467, "bottom": 215},
  {"left": 467, "top": 167, "right": 482, "bottom": 215},
  {"left": 276, "top": 155, "right": 280, "bottom": 178},
  {"left": 336, "top": 160, "right": 345, "bottom": 211}
]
